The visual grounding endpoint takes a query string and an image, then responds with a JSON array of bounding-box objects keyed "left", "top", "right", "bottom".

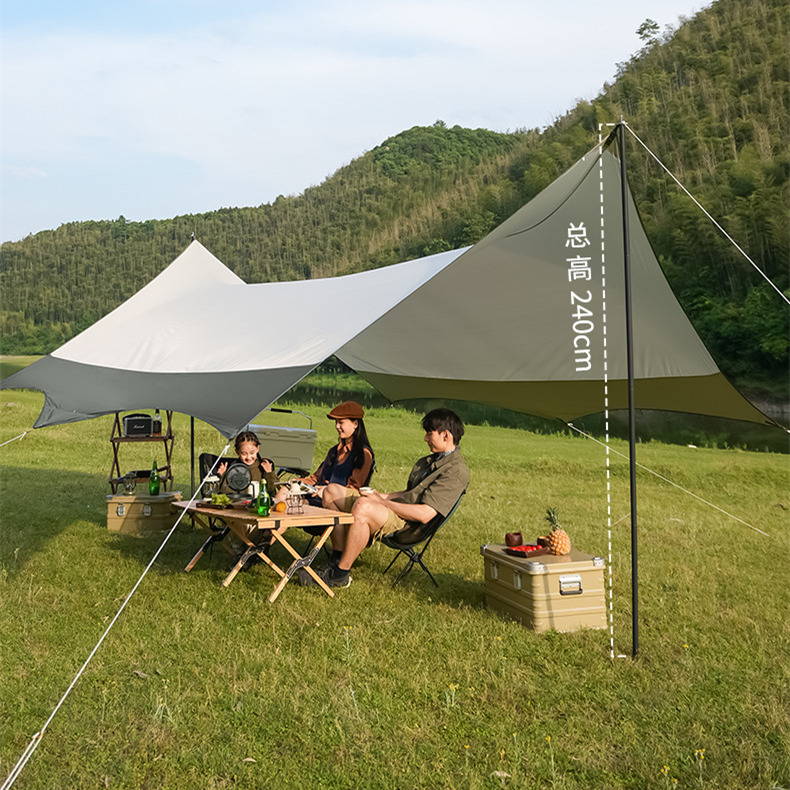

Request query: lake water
[{"left": 281, "top": 382, "right": 788, "bottom": 454}]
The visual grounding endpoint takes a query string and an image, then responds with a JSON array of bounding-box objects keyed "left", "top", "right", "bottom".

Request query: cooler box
[
  {"left": 106, "top": 492, "right": 183, "bottom": 536},
  {"left": 481, "top": 544, "right": 607, "bottom": 633},
  {"left": 247, "top": 424, "right": 316, "bottom": 471}
]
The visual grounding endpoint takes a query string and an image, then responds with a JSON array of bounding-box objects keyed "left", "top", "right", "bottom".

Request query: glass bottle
[
  {"left": 149, "top": 460, "right": 161, "bottom": 496},
  {"left": 256, "top": 480, "right": 271, "bottom": 517},
  {"left": 152, "top": 409, "right": 162, "bottom": 436}
]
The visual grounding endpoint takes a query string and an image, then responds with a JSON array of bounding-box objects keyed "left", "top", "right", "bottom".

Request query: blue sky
[{"left": 1, "top": 0, "right": 704, "bottom": 243}]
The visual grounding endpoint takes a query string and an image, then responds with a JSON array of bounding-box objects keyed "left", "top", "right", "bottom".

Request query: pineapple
[{"left": 544, "top": 507, "right": 571, "bottom": 555}]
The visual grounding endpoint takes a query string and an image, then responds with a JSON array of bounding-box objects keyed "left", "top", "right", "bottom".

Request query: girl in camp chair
[{"left": 218, "top": 431, "right": 280, "bottom": 561}]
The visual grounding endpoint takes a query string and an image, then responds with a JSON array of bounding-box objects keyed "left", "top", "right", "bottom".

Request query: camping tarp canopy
[
  {"left": 1, "top": 144, "right": 773, "bottom": 437},
  {"left": 0, "top": 244, "right": 465, "bottom": 437}
]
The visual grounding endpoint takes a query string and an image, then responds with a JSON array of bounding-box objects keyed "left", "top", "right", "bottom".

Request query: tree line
[{"left": 1, "top": 0, "right": 787, "bottom": 401}]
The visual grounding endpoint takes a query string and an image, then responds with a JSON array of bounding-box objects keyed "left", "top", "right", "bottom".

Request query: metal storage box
[
  {"left": 480, "top": 544, "right": 607, "bottom": 633},
  {"left": 247, "top": 424, "right": 316, "bottom": 472},
  {"left": 106, "top": 492, "right": 183, "bottom": 536}
]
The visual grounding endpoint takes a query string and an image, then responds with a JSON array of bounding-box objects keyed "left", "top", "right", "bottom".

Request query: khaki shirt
[{"left": 392, "top": 448, "right": 470, "bottom": 518}]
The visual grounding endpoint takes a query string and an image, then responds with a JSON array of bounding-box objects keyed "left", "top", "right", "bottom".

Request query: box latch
[
  {"left": 559, "top": 574, "right": 583, "bottom": 595},
  {"left": 142, "top": 505, "right": 152, "bottom": 517},
  {"left": 115, "top": 504, "right": 126, "bottom": 517}
]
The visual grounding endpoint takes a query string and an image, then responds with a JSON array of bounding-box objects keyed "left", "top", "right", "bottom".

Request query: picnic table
[{"left": 175, "top": 500, "right": 353, "bottom": 602}]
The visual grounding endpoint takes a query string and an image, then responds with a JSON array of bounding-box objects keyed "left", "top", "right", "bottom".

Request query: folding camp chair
[{"left": 381, "top": 489, "right": 466, "bottom": 587}]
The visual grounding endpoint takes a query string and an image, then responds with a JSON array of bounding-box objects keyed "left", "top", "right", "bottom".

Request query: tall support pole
[
  {"left": 618, "top": 121, "right": 639, "bottom": 658},
  {"left": 190, "top": 416, "right": 195, "bottom": 497}
]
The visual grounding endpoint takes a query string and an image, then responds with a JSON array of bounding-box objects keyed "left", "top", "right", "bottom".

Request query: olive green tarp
[{"left": 337, "top": 145, "right": 771, "bottom": 427}]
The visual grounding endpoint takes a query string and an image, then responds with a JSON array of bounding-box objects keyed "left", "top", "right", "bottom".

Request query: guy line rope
[
  {"left": 1, "top": 444, "right": 231, "bottom": 790},
  {"left": 0, "top": 432, "right": 27, "bottom": 447},
  {"left": 625, "top": 122, "right": 790, "bottom": 306},
  {"left": 567, "top": 422, "right": 770, "bottom": 538}
]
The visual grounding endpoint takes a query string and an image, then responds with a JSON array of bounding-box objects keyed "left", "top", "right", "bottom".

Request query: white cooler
[{"left": 247, "top": 424, "right": 316, "bottom": 471}]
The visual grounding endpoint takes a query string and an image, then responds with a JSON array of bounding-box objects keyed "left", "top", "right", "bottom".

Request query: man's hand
[
  {"left": 356, "top": 490, "right": 437, "bottom": 525},
  {"left": 359, "top": 488, "right": 385, "bottom": 502}
]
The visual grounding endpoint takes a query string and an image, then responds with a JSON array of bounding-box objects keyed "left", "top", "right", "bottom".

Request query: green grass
[{"left": 1, "top": 383, "right": 789, "bottom": 789}]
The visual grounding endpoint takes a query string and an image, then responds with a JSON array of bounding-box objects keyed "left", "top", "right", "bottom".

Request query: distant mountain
[{"left": 1, "top": 0, "right": 787, "bottom": 399}]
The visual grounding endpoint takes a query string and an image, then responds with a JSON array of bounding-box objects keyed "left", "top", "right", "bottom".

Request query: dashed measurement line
[{"left": 599, "top": 123, "right": 614, "bottom": 660}]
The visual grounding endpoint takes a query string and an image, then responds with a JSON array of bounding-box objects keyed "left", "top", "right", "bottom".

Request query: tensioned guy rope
[
  {"left": 1, "top": 444, "right": 231, "bottom": 790},
  {"left": 625, "top": 122, "right": 790, "bottom": 307},
  {"left": 567, "top": 423, "right": 770, "bottom": 538}
]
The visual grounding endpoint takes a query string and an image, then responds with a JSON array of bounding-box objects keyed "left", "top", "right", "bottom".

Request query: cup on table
[
  {"left": 204, "top": 476, "right": 220, "bottom": 498},
  {"left": 505, "top": 531, "right": 523, "bottom": 547},
  {"left": 286, "top": 494, "right": 304, "bottom": 514}
]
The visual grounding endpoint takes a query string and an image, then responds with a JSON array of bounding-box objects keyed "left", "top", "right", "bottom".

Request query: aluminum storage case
[
  {"left": 480, "top": 544, "right": 607, "bottom": 633},
  {"left": 247, "top": 424, "right": 316, "bottom": 472},
  {"left": 106, "top": 492, "right": 183, "bottom": 536}
]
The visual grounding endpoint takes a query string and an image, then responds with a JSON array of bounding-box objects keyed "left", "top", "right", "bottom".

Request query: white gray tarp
[{"left": 1, "top": 143, "right": 773, "bottom": 437}]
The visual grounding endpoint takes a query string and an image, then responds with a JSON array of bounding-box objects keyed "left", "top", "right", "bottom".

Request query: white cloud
[
  {"left": 5, "top": 165, "right": 48, "bottom": 179},
  {"left": 1, "top": 0, "right": 704, "bottom": 241}
]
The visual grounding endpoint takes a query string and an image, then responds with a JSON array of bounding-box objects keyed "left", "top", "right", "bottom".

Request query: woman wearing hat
[{"left": 290, "top": 401, "right": 375, "bottom": 507}]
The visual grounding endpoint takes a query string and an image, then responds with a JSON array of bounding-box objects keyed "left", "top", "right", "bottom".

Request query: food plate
[
  {"left": 276, "top": 481, "right": 316, "bottom": 495},
  {"left": 503, "top": 545, "right": 549, "bottom": 558}
]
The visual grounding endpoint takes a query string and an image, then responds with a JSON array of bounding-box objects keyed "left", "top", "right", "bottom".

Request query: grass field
[{"left": 1, "top": 375, "right": 788, "bottom": 789}]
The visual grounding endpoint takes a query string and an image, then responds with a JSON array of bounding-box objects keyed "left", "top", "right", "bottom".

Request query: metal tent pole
[
  {"left": 190, "top": 416, "right": 195, "bottom": 497},
  {"left": 618, "top": 121, "right": 639, "bottom": 658}
]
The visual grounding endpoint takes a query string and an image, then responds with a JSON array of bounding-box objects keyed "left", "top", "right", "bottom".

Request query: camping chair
[
  {"left": 381, "top": 489, "right": 466, "bottom": 587},
  {"left": 184, "top": 452, "right": 239, "bottom": 572}
]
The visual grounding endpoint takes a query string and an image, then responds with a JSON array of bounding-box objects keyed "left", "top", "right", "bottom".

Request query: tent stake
[{"left": 618, "top": 121, "right": 639, "bottom": 659}]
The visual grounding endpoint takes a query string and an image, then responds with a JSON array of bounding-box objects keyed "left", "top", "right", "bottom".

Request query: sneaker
[{"left": 298, "top": 565, "right": 352, "bottom": 589}]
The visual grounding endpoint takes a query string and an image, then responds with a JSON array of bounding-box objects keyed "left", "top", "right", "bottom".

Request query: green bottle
[
  {"left": 256, "top": 481, "right": 271, "bottom": 517},
  {"left": 149, "top": 460, "right": 161, "bottom": 496}
]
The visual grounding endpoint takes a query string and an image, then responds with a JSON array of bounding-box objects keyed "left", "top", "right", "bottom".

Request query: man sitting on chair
[{"left": 303, "top": 408, "right": 470, "bottom": 590}]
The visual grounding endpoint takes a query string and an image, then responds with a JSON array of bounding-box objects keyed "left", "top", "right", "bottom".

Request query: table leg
[
  {"left": 222, "top": 554, "right": 247, "bottom": 587},
  {"left": 267, "top": 525, "right": 336, "bottom": 602},
  {"left": 185, "top": 527, "right": 230, "bottom": 572},
  {"left": 183, "top": 512, "right": 235, "bottom": 572},
  {"left": 221, "top": 543, "right": 285, "bottom": 588}
]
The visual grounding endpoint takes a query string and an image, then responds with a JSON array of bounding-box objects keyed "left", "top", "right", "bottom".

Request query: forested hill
[{"left": 1, "top": 0, "right": 787, "bottom": 399}]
